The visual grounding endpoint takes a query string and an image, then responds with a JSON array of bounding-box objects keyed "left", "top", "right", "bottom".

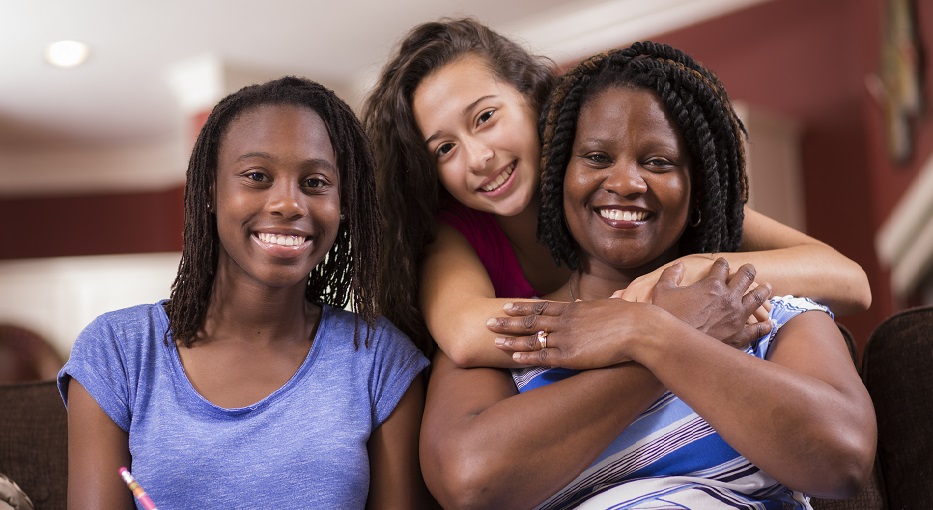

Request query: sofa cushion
[
  {"left": 0, "top": 381, "right": 66, "bottom": 510},
  {"left": 861, "top": 305, "right": 933, "bottom": 509}
]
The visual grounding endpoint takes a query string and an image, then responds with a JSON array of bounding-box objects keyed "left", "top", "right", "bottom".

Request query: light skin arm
[
  {"left": 507, "top": 305, "right": 877, "bottom": 498},
  {"left": 623, "top": 207, "right": 872, "bottom": 315},
  {"left": 367, "top": 375, "right": 433, "bottom": 510},
  {"left": 420, "top": 351, "right": 664, "bottom": 510},
  {"left": 66, "top": 379, "right": 134, "bottom": 510},
  {"left": 420, "top": 223, "right": 531, "bottom": 368}
]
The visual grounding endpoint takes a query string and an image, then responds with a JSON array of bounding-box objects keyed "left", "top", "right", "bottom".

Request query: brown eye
[
  {"left": 436, "top": 143, "right": 454, "bottom": 157},
  {"left": 477, "top": 109, "right": 495, "bottom": 125}
]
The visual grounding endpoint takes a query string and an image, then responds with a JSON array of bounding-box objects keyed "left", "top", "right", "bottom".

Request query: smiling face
[
  {"left": 213, "top": 103, "right": 341, "bottom": 290},
  {"left": 412, "top": 54, "right": 541, "bottom": 217},
  {"left": 563, "top": 86, "right": 692, "bottom": 280}
]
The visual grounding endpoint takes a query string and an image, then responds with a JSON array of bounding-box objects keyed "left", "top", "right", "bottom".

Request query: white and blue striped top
[{"left": 512, "top": 296, "right": 831, "bottom": 510}]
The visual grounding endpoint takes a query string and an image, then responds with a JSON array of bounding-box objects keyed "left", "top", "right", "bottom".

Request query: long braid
[
  {"left": 538, "top": 43, "right": 748, "bottom": 265},
  {"left": 166, "top": 76, "right": 380, "bottom": 349}
]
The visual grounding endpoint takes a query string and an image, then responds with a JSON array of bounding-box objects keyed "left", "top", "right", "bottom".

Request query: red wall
[
  {"left": 0, "top": 187, "right": 184, "bottom": 259},
  {"left": 652, "top": 0, "right": 933, "bottom": 349}
]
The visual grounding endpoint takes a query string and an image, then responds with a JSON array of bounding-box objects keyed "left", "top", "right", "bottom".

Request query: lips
[{"left": 479, "top": 161, "right": 516, "bottom": 192}]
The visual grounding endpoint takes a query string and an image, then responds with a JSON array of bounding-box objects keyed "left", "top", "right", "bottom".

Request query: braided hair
[
  {"left": 361, "top": 17, "right": 556, "bottom": 355},
  {"left": 538, "top": 42, "right": 748, "bottom": 268},
  {"left": 166, "top": 76, "right": 381, "bottom": 348}
]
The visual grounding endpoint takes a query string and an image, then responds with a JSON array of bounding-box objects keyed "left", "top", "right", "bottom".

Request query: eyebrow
[{"left": 424, "top": 94, "right": 497, "bottom": 147}]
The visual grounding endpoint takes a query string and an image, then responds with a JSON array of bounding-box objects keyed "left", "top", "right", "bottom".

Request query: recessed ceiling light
[{"left": 44, "top": 40, "right": 90, "bottom": 68}]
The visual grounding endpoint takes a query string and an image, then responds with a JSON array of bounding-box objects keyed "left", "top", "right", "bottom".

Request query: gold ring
[{"left": 536, "top": 330, "right": 548, "bottom": 350}]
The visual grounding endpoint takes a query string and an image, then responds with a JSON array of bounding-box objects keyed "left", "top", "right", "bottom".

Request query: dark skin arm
[
  {"left": 421, "top": 262, "right": 770, "bottom": 509},
  {"left": 497, "top": 305, "right": 877, "bottom": 498},
  {"left": 421, "top": 352, "right": 664, "bottom": 510},
  {"left": 367, "top": 374, "right": 433, "bottom": 510},
  {"left": 66, "top": 379, "right": 134, "bottom": 510}
]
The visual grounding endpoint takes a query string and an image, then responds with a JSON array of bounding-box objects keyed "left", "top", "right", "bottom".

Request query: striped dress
[{"left": 511, "top": 296, "right": 830, "bottom": 509}]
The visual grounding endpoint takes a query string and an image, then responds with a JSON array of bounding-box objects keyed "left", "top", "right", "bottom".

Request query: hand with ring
[{"left": 489, "top": 298, "right": 645, "bottom": 369}]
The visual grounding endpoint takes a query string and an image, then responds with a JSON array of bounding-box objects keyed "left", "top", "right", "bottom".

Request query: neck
[
  {"left": 572, "top": 251, "right": 680, "bottom": 302},
  {"left": 202, "top": 268, "right": 317, "bottom": 344},
  {"left": 493, "top": 192, "right": 541, "bottom": 250}
]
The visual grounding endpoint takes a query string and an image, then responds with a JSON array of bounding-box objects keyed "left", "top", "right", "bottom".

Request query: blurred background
[{"left": 1, "top": 0, "right": 930, "bottom": 377}]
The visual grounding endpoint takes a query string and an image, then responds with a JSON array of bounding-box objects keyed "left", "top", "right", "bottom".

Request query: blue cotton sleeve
[
  {"left": 749, "top": 295, "right": 833, "bottom": 360},
  {"left": 368, "top": 317, "right": 430, "bottom": 428}
]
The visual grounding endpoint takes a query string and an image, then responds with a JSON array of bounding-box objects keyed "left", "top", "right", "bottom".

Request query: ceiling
[{"left": 0, "top": 0, "right": 771, "bottom": 195}]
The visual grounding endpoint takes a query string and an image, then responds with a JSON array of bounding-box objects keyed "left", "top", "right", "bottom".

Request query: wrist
[{"left": 627, "top": 305, "right": 683, "bottom": 368}]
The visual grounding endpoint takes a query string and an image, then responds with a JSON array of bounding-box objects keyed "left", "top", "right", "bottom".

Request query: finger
[
  {"left": 706, "top": 257, "right": 731, "bottom": 281},
  {"left": 727, "top": 263, "right": 757, "bottom": 293},
  {"left": 751, "top": 305, "right": 770, "bottom": 323},
  {"left": 741, "top": 281, "right": 772, "bottom": 314},
  {"left": 512, "top": 347, "right": 559, "bottom": 367},
  {"left": 502, "top": 300, "right": 567, "bottom": 317},
  {"left": 654, "top": 262, "right": 685, "bottom": 292},
  {"left": 609, "top": 289, "right": 625, "bottom": 299},
  {"left": 729, "top": 320, "right": 774, "bottom": 350},
  {"left": 486, "top": 315, "right": 555, "bottom": 335},
  {"left": 494, "top": 335, "right": 539, "bottom": 353}
]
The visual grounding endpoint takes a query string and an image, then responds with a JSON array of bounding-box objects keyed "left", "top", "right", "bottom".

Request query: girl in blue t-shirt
[{"left": 59, "top": 77, "right": 430, "bottom": 509}]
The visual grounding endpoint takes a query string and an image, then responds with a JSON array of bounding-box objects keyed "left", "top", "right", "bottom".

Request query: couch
[
  {"left": 811, "top": 305, "right": 933, "bottom": 510},
  {"left": 0, "top": 380, "right": 66, "bottom": 510}
]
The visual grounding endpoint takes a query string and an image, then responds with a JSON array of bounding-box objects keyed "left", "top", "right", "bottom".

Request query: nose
[
  {"left": 463, "top": 137, "right": 493, "bottom": 173},
  {"left": 603, "top": 162, "right": 647, "bottom": 198},
  {"left": 267, "top": 181, "right": 305, "bottom": 219}
]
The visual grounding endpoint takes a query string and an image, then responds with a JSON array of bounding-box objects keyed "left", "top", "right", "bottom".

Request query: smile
[
  {"left": 255, "top": 232, "right": 307, "bottom": 247},
  {"left": 598, "top": 209, "right": 649, "bottom": 222},
  {"left": 480, "top": 162, "right": 516, "bottom": 192}
]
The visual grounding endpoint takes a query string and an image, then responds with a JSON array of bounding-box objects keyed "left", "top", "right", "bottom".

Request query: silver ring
[{"left": 536, "top": 330, "right": 548, "bottom": 350}]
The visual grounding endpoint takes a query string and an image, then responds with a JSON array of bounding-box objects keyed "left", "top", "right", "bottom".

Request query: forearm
[
  {"left": 738, "top": 207, "right": 870, "bottom": 314},
  {"left": 632, "top": 311, "right": 875, "bottom": 497},
  {"left": 720, "top": 247, "right": 870, "bottom": 315},
  {"left": 424, "top": 296, "right": 528, "bottom": 368},
  {"left": 421, "top": 354, "right": 664, "bottom": 509}
]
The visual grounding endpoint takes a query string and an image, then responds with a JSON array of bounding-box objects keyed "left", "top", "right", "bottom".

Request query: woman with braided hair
[
  {"left": 420, "top": 43, "right": 876, "bottom": 508},
  {"left": 58, "top": 77, "right": 430, "bottom": 509},
  {"left": 363, "top": 17, "right": 870, "bottom": 367}
]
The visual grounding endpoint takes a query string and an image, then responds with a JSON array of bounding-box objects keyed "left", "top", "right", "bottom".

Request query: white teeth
[
  {"left": 481, "top": 163, "right": 515, "bottom": 192},
  {"left": 599, "top": 209, "right": 648, "bottom": 222},
  {"left": 257, "top": 232, "right": 306, "bottom": 246}
]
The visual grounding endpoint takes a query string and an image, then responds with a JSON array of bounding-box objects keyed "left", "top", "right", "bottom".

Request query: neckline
[{"left": 164, "top": 303, "right": 328, "bottom": 414}]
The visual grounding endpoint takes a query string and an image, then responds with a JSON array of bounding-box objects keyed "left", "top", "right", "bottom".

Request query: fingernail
[
  {"left": 503, "top": 303, "right": 513, "bottom": 311},
  {"left": 495, "top": 337, "right": 505, "bottom": 346},
  {"left": 486, "top": 318, "right": 496, "bottom": 326}
]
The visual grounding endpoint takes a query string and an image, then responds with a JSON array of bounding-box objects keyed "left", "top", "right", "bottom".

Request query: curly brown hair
[{"left": 361, "top": 18, "right": 556, "bottom": 355}]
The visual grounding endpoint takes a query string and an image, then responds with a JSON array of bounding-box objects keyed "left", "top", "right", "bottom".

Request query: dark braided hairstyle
[
  {"left": 165, "top": 76, "right": 381, "bottom": 348},
  {"left": 538, "top": 42, "right": 749, "bottom": 269},
  {"left": 361, "top": 17, "right": 556, "bottom": 356}
]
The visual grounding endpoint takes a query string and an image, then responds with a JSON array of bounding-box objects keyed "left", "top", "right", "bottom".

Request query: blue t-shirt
[{"left": 58, "top": 301, "right": 429, "bottom": 509}]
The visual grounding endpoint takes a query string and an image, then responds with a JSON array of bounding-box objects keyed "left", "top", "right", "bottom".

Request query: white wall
[
  {"left": 0, "top": 252, "right": 181, "bottom": 358},
  {"left": 735, "top": 102, "right": 806, "bottom": 233}
]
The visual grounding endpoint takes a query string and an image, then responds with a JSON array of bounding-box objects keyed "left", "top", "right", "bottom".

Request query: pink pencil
[{"left": 118, "top": 467, "right": 159, "bottom": 510}]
